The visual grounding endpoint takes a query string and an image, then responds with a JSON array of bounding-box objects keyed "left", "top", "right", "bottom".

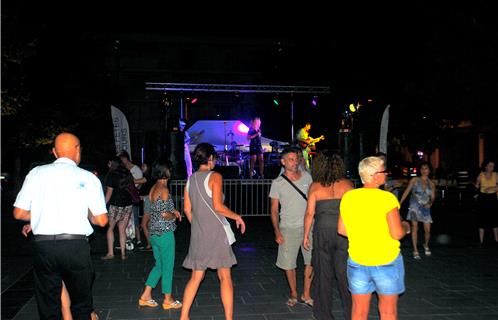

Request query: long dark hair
[
  {"left": 481, "top": 159, "right": 495, "bottom": 172},
  {"left": 311, "top": 150, "right": 346, "bottom": 186},
  {"left": 417, "top": 161, "right": 432, "bottom": 177},
  {"left": 106, "top": 156, "right": 133, "bottom": 189},
  {"left": 193, "top": 143, "right": 216, "bottom": 167}
]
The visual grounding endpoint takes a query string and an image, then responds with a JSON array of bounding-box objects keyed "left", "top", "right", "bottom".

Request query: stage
[{"left": 186, "top": 120, "right": 288, "bottom": 179}]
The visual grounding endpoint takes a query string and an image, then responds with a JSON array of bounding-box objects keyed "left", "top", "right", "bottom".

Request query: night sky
[{"left": 3, "top": 2, "right": 498, "bottom": 173}]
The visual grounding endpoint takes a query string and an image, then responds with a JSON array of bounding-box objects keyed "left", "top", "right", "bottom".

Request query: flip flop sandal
[
  {"left": 286, "top": 297, "right": 298, "bottom": 307},
  {"left": 138, "top": 299, "right": 158, "bottom": 308},
  {"left": 300, "top": 297, "right": 314, "bottom": 307},
  {"left": 424, "top": 246, "right": 432, "bottom": 256},
  {"left": 413, "top": 251, "right": 421, "bottom": 260},
  {"left": 162, "top": 300, "right": 182, "bottom": 309}
]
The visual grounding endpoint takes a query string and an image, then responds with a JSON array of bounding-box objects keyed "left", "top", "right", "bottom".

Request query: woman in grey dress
[{"left": 180, "top": 143, "right": 246, "bottom": 320}]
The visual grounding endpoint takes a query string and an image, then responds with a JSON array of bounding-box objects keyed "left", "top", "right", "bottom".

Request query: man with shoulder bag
[{"left": 269, "top": 147, "right": 314, "bottom": 308}]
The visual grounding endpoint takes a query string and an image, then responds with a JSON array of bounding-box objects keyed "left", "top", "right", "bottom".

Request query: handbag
[
  {"left": 194, "top": 173, "right": 236, "bottom": 245},
  {"left": 126, "top": 183, "right": 141, "bottom": 205}
]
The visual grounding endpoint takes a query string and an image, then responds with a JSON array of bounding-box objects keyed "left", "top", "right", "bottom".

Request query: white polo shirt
[{"left": 14, "top": 157, "right": 108, "bottom": 236}]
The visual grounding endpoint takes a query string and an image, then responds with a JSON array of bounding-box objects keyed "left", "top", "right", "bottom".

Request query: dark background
[{"left": 2, "top": 2, "right": 498, "bottom": 182}]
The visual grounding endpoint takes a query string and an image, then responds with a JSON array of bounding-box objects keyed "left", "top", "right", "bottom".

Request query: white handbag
[{"left": 194, "top": 174, "right": 236, "bottom": 245}]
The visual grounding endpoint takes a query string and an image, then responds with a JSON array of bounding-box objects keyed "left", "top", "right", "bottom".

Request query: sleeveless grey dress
[{"left": 182, "top": 171, "right": 237, "bottom": 270}]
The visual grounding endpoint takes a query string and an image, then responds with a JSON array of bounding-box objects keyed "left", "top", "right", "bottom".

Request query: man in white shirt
[{"left": 13, "top": 132, "right": 108, "bottom": 320}]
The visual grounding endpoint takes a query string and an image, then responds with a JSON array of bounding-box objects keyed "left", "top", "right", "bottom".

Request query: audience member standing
[
  {"left": 118, "top": 150, "right": 144, "bottom": 248},
  {"left": 138, "top": 162, "right": 154, "bottom": 250},
  {"left": 473, "top": 160, "right": 498, "bottom": 246},
  {"left": 270, "top": 147, "right": 313, "bottom": 307},
  {"left": 303, "top": 151, "right": 352, "bottom": 320},
  {"left": 139, "top": 161, "right": 182, "bottom": 310},
  {"left": 13, "top": 132, "right": 108, "bottom": 320},
  {"left": 180, "top": 143, "right": 246, "bottom": 320},
  {"left": 400, "top": 161, "right": 436, "bottom": 259},
  {"left": 339, "top": 156, "right": 410, "bottom": 320},
  {"left": 102, "top": 157, "right": 134, "bottom": 260}
]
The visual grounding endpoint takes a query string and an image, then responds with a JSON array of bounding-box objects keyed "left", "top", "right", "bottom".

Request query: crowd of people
[{"left": 12, "top": 129, "right": 497, "bottom": 320}]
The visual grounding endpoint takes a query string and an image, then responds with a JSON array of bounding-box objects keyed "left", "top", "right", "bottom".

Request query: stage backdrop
[{"left": 186, "top": 120, "right": 287, "bottom": 152}]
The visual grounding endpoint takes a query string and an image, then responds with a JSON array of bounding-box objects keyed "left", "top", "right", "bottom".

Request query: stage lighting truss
[{"left": 145, "top": 82, "right": 331, "bottom": 95}]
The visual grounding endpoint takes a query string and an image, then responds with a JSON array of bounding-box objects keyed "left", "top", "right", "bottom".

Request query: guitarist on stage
[{"left": 296, "top": 122, "right": 324, "bottom": 168}]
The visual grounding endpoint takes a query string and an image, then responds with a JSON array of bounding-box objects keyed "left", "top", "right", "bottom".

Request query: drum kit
[{"left": 215, "top": 139, "right": 285, "bottom": 178}]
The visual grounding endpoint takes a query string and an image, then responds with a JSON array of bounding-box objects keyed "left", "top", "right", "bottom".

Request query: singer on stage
[{"left": 247, "top": 117, "right": 264, "bottom": 179}]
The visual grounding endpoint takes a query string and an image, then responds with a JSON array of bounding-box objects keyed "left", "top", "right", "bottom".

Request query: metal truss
[{"left": 145, "top": 82, "right": 331, "bottom": 94}]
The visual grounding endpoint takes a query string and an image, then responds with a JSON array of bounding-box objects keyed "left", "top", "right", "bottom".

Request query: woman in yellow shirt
[
  {"left": 339, "top": 156, "right": 411, "bottom": 320},
  {"left": 474, "top": 160, "right": 498, "bottom": 246}
]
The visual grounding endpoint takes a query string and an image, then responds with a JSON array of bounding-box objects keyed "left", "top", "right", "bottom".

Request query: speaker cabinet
[
  {"left": 214, "top": 165, "right": 240, "bottom": 179},
  {"left": 166, "top": 131, "right": 187, "bottom": 180},
  {"left": 264, "top": 165, "right": 282, "bottom": 179}
]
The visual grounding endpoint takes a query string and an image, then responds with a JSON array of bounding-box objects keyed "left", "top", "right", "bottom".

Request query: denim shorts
[{"left": 347, "top": 253, "right": 405, "bottom": 295}]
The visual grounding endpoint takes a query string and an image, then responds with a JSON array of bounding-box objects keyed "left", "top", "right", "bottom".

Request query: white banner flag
[
  {"left": 111, "top": 105, "right": 131, "bottom": 158},
  {"left": 379, "top": 105, "right": 390, "bottom": 154}
]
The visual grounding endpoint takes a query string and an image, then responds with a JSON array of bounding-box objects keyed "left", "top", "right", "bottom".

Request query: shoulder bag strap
[
  {"left": 280, "top": 174, "right": 307, "bottom": 201},
  {"left": 194, "top": 173, "right": 226, "bottom": 226}
]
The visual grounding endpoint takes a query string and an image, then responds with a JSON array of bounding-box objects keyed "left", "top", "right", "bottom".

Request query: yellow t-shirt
[
  {"left": 479, "top": 172, "right": 498, "bottom": 194},
  {"left": 340, "top": 188, "right": 400, "bottom": 266}
]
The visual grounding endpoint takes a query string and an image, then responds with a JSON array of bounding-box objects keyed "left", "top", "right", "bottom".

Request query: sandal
[
  {"left": 300, "top": 297, "right": 314, "bottom": 307},
  {"left": 138, "top": 299, "right": 158, "bottom": 308},
  {"left": 413, "top": 251, "right": 421, "bottom": 260},
  {"left": 162, "top": 300, "right": 182, "bottom": 310},
  {"left": 101, "top": 254, "right": 114, "bottom": 260},
  {"left": 286, "top": 297, "right": 298, "bottom": 307},
  {"left": 424, "top": 246, "right": 432, "bottom": 256}
]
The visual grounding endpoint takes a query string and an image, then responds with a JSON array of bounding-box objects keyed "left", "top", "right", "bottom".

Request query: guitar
[{"left": 298, "top": 135, "right": 325, "bottom": 150}]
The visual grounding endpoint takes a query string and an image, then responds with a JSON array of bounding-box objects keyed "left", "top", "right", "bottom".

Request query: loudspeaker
[
  {"left": 214, "top": 165, "right": 240, "bottom": 179},
  {"left": 166, "top": 131, "right": 187, "bottom": 179},
  {"left": 265, "top": 165, "right": 282, "bottom": 179}
]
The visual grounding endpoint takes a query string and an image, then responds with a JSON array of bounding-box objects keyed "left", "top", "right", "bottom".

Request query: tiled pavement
[{"left": 3, "top": 208, "right": 498, "bottom": 319}]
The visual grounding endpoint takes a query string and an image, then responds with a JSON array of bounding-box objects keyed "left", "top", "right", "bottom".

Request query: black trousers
[
  {"left": 33, "top": 239, "right": 95, "bottom": 320},
  {"left": 311, "top": 225, "right": 352, "bottom": 320}
]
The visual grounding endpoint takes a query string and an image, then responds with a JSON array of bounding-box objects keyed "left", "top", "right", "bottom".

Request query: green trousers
[{"left": 145, "top": 232, "right": 175, "bottom": 294}]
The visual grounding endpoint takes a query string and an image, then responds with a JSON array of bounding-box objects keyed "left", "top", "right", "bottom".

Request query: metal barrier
[
  {"left": 169, "top": 179, "right": 273, "bottom": 216},
  {"left": 170, "top": 178, "right": 363, "bottom": 216}
]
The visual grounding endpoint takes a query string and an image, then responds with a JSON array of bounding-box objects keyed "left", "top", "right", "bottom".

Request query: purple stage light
[
  {"left": 311, "top": 96, "right": 318, "bottom": 106},
  {"left": 236, "top": 122, "right": 249, "bottom": 134}
]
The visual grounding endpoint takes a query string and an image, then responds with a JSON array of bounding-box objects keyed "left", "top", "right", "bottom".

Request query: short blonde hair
[{"left": 358, "top": 156, "right": 384, "bottom": 184}]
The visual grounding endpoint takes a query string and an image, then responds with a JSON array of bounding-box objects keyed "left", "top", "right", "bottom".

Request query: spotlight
[
  {"left": 191, "top": 98, "right": 198, "bottom": 104},
  {"left": 349, "top": 103, "right": 356, "bottom": 112},
  {"left": 273, "top": 99, "right": 279, "bottom": 106},
  {"left": 311, "top": 96, "right": 318, "bottom": 106}
]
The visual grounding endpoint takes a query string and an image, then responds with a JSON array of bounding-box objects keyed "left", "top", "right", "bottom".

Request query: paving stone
[{"left": 4, "top": 215, "right": 498, "bottom": 320}]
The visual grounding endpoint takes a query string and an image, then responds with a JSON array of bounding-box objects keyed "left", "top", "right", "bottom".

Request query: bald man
[{"left": 14, "top": 132, "right": 108, "bottom": 320}]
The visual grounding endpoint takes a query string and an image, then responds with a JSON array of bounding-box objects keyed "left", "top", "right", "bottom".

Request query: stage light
[
  {"left": 273, "top": 99, "right": 279, "bottom": 106},
  {"left": 311, "top": 96, "right": 318, "bottom": 106},
  {"left": 235, "top": 122, "right": 249, "bottom": 134},
  {"left": 191, "top": 98, "right": 198, "bottom": 104},
  {"left": 349, "top": 103, "right": 356, "bottom": 112}
]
